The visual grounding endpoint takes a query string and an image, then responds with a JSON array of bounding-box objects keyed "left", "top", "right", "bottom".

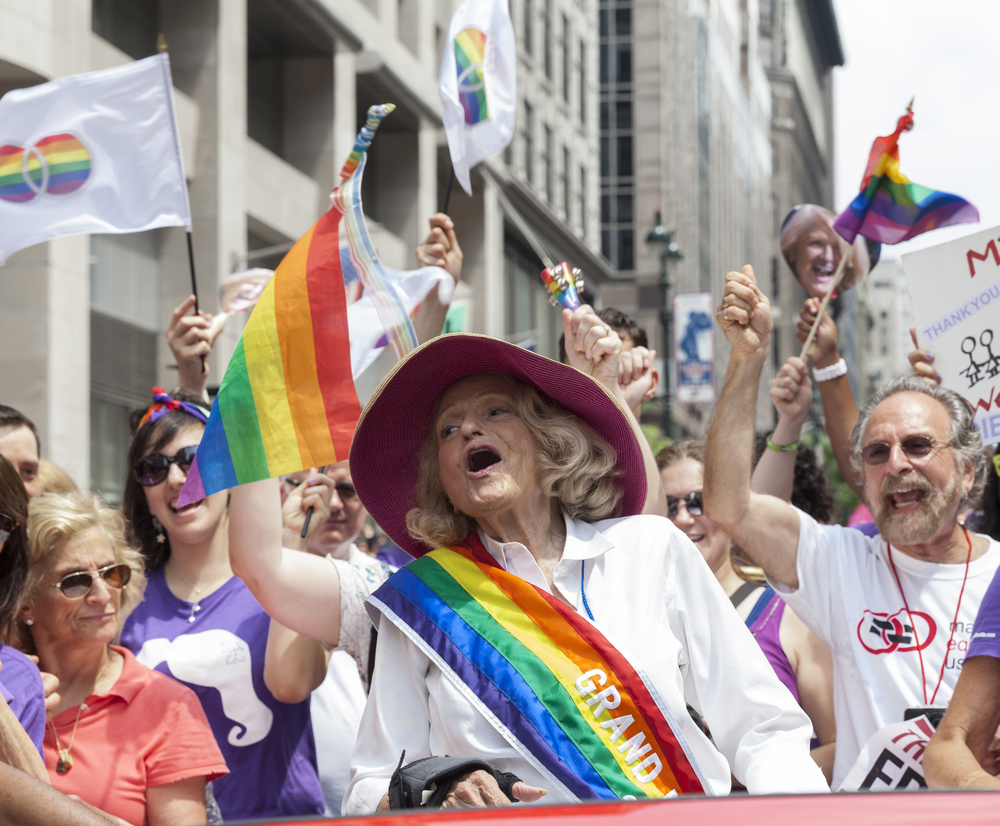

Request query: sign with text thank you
[{"left": 904, "top": 225, "right": 1000, "bottom": 444}]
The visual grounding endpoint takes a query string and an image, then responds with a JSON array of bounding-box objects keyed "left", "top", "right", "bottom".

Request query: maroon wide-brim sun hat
[{"left": 349, "top": 333, "right": 647, "bottom": 558}]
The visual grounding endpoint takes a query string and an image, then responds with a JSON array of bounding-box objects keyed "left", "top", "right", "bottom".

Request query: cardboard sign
[
  {"left": 904, "top": 225, "right": 1000, "bottom": 444},
  {"left": 673, "top": 291, "right": 716, "bottom": 404},
  {"left": 838, "top": 715, "right": 935, "bottom": 791}
]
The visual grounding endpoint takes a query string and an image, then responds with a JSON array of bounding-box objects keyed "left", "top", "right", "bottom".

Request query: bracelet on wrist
[
  {"left": 766, "top": 432, "right": 799, "bottom": 452},
  {"left": 813, "top": 357, "right": 847, "bottom": 383}
]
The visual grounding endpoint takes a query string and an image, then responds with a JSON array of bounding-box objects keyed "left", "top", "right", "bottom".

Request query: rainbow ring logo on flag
[
  {"left": 455, "top": 28, "right": 489, "bottom": 125},
  {"left": 0, "top": 133, "right": 92, "bottom": 203}
]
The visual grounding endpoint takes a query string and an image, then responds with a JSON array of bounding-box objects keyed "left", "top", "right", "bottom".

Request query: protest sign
[
  {"left": 673, "top": 291, "right": 715, "bottom": 404},
  {"left": 904, "top": 225, "right": 1000, "bottom": 444},
  {"left": 838, "top": 715, "right": 935, "bottom": 791}
]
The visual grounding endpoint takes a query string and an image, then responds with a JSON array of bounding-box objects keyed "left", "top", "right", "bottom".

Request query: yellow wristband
[{"left": 766, "top": 432, "right": 799, "bottom": 452}]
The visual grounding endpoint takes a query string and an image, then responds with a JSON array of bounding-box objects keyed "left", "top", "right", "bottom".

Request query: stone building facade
[
  {"left": 0, "top": 0, "right": 605, "bottom": 502},
  {"left": 598, "top": 0, "right": 843, "bottom": 435}
]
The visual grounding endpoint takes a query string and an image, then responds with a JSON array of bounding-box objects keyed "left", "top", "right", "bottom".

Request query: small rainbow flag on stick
[
  {"left": 833, "top": 102, "right": 979, "bottom": 245},
  {"left": 178, "top": 203, "right": 360, "bottom": 506}
]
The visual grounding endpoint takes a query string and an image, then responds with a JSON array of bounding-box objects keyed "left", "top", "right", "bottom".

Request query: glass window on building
[
  {"left": 504, "top": 236, "right": 560, "bottom": 358},
  {"left": 92, "top": 0, "right": 159, "bottom": 60},
  {"left": 562, "top": 15, "right": 571, "bottom": 103},
  {"left": 600, "top": 0, "right": 635, "bottom": 272},
  {"left": 579, "top": 166, "right": 587, "bottom": 233},
  {"left": 89, "top": 232, "right": 161, "bottom": 505},
  {"left": 543, "top": 125, "right": 554, "bottom": 203},
  {"left": 562, "top": 146, "right": 571, "bottom": 222},
  {"left": 523, "top": 0, "right": 534, "bottom": 56},
  {"left": 579, "top": 41, "right": 587, "bottom": 125},
  {"left": 543, "top": 0, "right": 553, "bottom": 79},
  {"left": 523, "top": 102, "right": 534, "bottom": 184}
]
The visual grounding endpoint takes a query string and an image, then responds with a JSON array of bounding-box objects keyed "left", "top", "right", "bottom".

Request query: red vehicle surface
[{"left": 232, "top": 791, "right": 997, "bottom": 826}]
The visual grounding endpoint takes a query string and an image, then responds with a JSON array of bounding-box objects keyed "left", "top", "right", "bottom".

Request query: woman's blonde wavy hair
[
  {"left": 13, "top": 493, "right": 147, "bottom": 655},
  {"left": 405, "top": 374, "right": 623, "bottom": 549}
]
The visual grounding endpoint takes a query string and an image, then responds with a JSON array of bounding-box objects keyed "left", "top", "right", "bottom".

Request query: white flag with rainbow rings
[
  {"left": 0, "top": 53, "right": 190, "bottom": 264},
  {"left": 439, "top": 0, "right": 517, "bottom": 196}
]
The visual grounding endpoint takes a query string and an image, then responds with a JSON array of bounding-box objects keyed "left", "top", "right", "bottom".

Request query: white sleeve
[
  {"left": 343, "top": 619, "right": 433, "bottom": 815},
  {"left": 671, "top": 537, "right": 830, "bottom": 794},
  {"left": 325, "top": 558, "right": 378, "bottom": 684},
  {"left": 766, "top": 506, "right": 837, "bottom": 646}
]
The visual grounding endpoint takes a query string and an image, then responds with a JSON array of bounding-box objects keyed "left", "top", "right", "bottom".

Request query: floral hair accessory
[{"left": 138, "top": 387, "right": 210, "bottom": 431}]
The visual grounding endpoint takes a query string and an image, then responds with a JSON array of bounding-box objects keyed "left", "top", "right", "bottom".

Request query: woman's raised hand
[
  {"left": 166, "top": 295, "right": 228, "bottom": 399},
  {"left": 717, "top": 265, "right": 771, "bottom": 359},
  {"left": 770, "top": 356, "right": 811, "bottom": 426},
  {"left": 280, "top": 471, "right": 335, "bottom": 548},
  {"left": 562, "top": 305, "right": 623, "bottom": 397}
]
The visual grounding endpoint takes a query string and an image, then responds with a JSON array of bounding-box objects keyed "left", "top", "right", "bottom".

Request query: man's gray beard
[{"left": 872, "top": 471, "right": 964, "bottom": 546}]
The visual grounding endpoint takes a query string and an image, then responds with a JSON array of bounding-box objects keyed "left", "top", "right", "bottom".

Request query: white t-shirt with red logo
[{"left": 770, "top": 508, "right": 1000, "bottom": 789}]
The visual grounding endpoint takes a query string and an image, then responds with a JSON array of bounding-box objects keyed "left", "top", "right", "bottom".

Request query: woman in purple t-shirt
[
  {"left": 0, "top": 454, "right": 46, "bottom": 760},
  {"left": 118, "top": 389, "right": 331, "bottom": 821}
]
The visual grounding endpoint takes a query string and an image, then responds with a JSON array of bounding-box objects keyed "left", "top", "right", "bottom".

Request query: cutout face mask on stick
[{"left": 780, "top": 204, "right": 879, "bottom": 298}]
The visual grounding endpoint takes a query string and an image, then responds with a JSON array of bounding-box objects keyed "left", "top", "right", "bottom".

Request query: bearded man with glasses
[{"left": 705, "top": 265, "right": 1000, "bottom": 791}]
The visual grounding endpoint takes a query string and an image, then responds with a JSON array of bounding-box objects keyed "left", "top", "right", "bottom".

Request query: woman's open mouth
[
  {"left": 467, "top": 446, "right": 502, "bottom": 477},
  {"left": 169, "top": 499, "right": 203, "bottom": 515}
]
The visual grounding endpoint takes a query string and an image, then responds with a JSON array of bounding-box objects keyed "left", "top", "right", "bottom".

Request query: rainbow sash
[{"left": 368, "top": 538, "right": 705, "bottom": 801}]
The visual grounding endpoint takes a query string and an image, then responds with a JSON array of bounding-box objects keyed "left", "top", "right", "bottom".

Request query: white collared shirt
[{"left": 344, "top": 514, "right": 829, "bottom": 814}]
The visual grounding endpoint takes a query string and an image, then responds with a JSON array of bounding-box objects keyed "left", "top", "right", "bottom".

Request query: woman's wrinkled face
[
  {"left": 659, "top": 458, "right": 732, "bottom": 575},
  {"left": 141, "top": 424, "right": 228, "bottom": 546},
  {"left": 24, "top": 528, "right": 122, "bottom": 649},
  {"left": 434, "top": 375, "right": 543, "bottom": 522}
]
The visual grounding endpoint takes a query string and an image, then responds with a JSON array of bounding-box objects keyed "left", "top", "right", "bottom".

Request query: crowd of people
[{"left": 1, "top": 214, "right": 1000, "bottom": 826}]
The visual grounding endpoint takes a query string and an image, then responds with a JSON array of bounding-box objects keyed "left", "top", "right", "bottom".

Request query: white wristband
[{"left": 813, "top": 358, "right": 847, "bottom": 383}]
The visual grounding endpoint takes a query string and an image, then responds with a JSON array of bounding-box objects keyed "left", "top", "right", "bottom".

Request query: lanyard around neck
[{"left": 886, "top": 526, "right": 972, "bottom": 706}]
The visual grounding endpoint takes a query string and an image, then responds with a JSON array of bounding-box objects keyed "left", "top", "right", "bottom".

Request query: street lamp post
[{"left": 645, "top": 210, "right": 683, "bottom": 439}]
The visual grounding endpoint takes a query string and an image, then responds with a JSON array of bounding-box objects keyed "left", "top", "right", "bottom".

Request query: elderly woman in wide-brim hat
[{"left": 343, "top": 308, "right": 829, "bottom": 813}]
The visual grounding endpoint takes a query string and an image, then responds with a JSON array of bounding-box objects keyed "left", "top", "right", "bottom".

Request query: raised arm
[
  {"left": 796, "top": 299, "right": 862, "bottom": 497},
  {"left": 751, "top": 356, "right": 811, "bottom": 502},
  {"left": 165, "top": 296, "right": 228, "bottom": 402},
  {"left": 704, "top": 266, "right": 801, "bottom": 588},
  {"left": 229, "top": 478, "right": 343, "bottom": 647},
  {"left": 923, "top": 655, "right": 1000, "bottom": 789},
  {"left": 411, "top": 213, "right": 462, "bottom": 344},
  {"left": 562, "top": 306, "right": 667, "bottom": 518}
]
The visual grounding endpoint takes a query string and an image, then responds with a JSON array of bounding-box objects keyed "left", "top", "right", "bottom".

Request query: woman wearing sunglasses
[
  {"left": 656, "top": 440, "right": 837, "bottom": 783},
  {"left": 12, "top": 492, "right": 227, "bottom": 825},
  {"left": 118, "top": 389, "right": 330, "bottom": 822}
]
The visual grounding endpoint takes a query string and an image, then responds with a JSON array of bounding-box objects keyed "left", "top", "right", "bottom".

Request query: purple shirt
[
  {"left": 120, "top": 570, "right": 324, "bottom": 820},
  {"left": 969, "top": 566, "right": 1000, "bottom": 660},
  {"left": 0, "top": 644, "right": 45, "bottom": 757}
]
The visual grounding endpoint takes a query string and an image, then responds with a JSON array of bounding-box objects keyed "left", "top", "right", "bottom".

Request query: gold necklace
[{"left": 50, "top": 653, "right": 110, "bottom": 774}]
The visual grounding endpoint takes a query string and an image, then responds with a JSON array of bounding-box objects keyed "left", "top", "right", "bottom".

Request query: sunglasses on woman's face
[
  {"left": 666, "top": 491, "right": 704, "bottom": 519},
  {"left": 50, "top": 563, "right": 132, "bottom": 599},
  {"left": 134, "top": 445, "right": 198, "bottom": 486},
  {"left": 0, "top": 514, "right": 17, "bottom": 545},
  {"left": 860, "top": 436, "right": 937, "bottom": 466}
]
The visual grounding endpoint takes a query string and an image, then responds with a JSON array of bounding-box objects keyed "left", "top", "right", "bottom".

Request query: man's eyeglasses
[
  {"left": 666, "top": 491, "right": 704, "bottom": 519},
  {"left": 50, "top": 563, "right": 132, "bottom": 599},
  {"left": 0, "top": 514, "right": 18, "bottom": 545},
  {"left": 860, "top": 436, "right": 937, "bottom": 466},
  {"left": 134, "top": 446, "right": 198, "bottom": 486}
]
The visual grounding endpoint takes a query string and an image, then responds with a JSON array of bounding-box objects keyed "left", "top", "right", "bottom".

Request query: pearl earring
[{"left": 24, "top": 618, "right": 33, "bottom": 626}]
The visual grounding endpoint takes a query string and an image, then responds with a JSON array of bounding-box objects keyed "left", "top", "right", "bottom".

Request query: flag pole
[{"left": 442, "top": 166, "right": 455, "bottom": 214}]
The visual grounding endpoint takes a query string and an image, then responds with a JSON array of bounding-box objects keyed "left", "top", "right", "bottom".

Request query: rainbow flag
[
  {"left": 455, "top": 28, "right": 489, "bottom": 125},
  {"left": 0, "top": 134, "right": 91, "bottom": 202},
  {"left": 833, "top": 108, "right": 978, "bottom": 245},
  {"left": 369, "top": 538, "right": 705, "bottom": 801},
  {"left": 178, "top": 204, "right": 359, "bottom": 505}
]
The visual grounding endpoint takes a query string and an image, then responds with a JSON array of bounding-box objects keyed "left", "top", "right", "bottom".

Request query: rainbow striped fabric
[
  {"left": 833, "top": 110, "right": 978, "bottom": 245},
  {"left": 370, "top": 538, "right": 704, "bottom": 801},
  {"left": 178, "top": 204, "right": 359, "bottom": 505},
  {"left": 0, "top": 133, "right": 91, "bottom": 202},
  {"left": 455, "top": 28, "right": 489, "bottom": 125}
]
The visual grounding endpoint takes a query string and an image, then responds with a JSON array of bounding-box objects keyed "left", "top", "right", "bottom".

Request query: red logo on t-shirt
[{"left": 857, "top": 609, "right": 937, "bottom": 654}]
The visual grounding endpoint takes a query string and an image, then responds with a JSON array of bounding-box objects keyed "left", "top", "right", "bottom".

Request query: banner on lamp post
[{"left": 672, "top": 291, "right": 716, "bottom": 404}]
